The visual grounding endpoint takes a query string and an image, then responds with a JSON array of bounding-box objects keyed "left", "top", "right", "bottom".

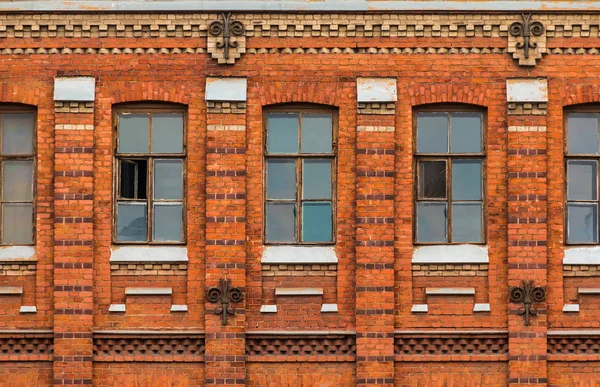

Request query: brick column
[
  {"left": 204, "top": 77, "right": 247, "bottom": 387},
  {"left": 355, "top": 78, "right": 397, "bottom": 387},
  {"left": 52, "top": 77, "right": 96, "bottom": 386},
  {"left": 506, "top": 78, "right": 549, "bottom": 387}
]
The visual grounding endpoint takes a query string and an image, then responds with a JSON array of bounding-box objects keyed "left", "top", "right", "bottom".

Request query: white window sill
[
  {"left": 261, "top": 246, "right": 338, "bottom": 264},
  {"left": 0, "top": 246, "right": 36, "bottom": 262},
  {"left": 110, "top": 246, "right": 188, "bottom": 262},
  {"left": 412, "top": 244, "right": 488, "bottom": 264},
  {"left": 564, "top": 246, "right": 600, "bottom": 265}
]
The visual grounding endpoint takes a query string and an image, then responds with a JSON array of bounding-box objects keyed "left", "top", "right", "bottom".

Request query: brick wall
[{"left": 0, "top": 10, "right": 599, "bottom": 387}]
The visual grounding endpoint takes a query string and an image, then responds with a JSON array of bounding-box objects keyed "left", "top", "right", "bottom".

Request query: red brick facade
[{"left": 0, "top": 7, "right": 599, "bottom": 386}]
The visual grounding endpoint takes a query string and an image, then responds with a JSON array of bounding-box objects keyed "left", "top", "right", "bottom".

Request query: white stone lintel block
[
  {"left": 262, "top": 245, "right": 338, "bottom": 264},
  {"left": 109, "top": 304, "right": 126, "bottom": 313},
  {"left": 412, "top": 245, "right": 488, "bottom": 264},
  {"left": 357, "top": 77, "right": 397, "bottom": 102},
  {"left": 564, "top": 246, "right": 600, "bottom": 265},
  {"left": 260, "top": 305, "right": 278, "bottom": 313},
  {"left": 563, "top": 304, "right": 580, "bottom": 313},
  {"left": 473, "top": 303, "right": 491, "bottom": 312},
  {"left": 125, "top": 287, "right": 172, "bottom": 296},
  {"left": 0, "top": 246, "right": 36, "bottom": 262},
  {"left": 0, "top": 286, "right": 23, "bottom": 295},
  {"left": 19, "top": 306, "right": 37, "bottom": 313},
  {"left": 275, "top": 287, "right": 324, "bottom": 296},
  {"left": 426, "top": 287, "right": 475, "bottom": 296},
  {"left": 506, "top": 78, "right": 548, "bottom": 102},
  {"left": 411, "top": 304, "right": 428, "bottom": 313},
  {"left": 110, "top": 246, "right": 188, "bottom": 262},
  {"left": 205, "top": 77, "right": 247, "bottom": 101},
  {"left": 321, "top": 304, "right": 338, "bottom": 313},
  {"left": 579, "top": 288, "right": 600, "bottom": 295},
  {"left": 54, "top": 77, "right": 95, "bottom": 102},
  {"left": 170, "top": 304, "right": 188, "bottom": 312}
]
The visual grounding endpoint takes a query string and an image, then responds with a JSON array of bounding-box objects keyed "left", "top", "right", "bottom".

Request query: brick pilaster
[
  {"left": 506, "top": 78, "right": 549, "bottom": 387},
  {"left": 355, "top": 79, "right": 396, "bottom": 387},
  {"left": 52, "top": 78, "right": 96, "bottom": 386},
  {"left": 204, "top": 78, "right": 247, "bottom": 387}
]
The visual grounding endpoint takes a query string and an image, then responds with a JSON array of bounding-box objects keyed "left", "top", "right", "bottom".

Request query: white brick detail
[
  {"left": 55, "top": 124, "right": 94, "bottom": 131},
  {"left": 508, "top": 126, "right": 547, "bottom": 132},
  {"left": 207, "top": 124, "right": 246, "bottom": 132},
  {"left": 357, "top": 125, "right": 395, "bottom": 132}
]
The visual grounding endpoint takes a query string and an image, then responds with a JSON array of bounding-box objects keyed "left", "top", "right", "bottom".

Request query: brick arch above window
[
  {"left": 407, "top": 84, "right": 491, "bottom": 108},
  {"left": 0, "top": 84, "right": 42, "bottom": 107},
  {"left": 255, "top": 82, "right": 350, "bottom": 108},
  {"left": 563, "top": 85, "right": 600, "bottom": 107},
  {"left": 108, "top": 82, "right": 190, "bottom": 106}
]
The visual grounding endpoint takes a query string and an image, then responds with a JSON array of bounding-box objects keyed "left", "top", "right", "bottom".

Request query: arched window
[
  {"left": 113, "top": 104, "right": 186, "bottom": 244},
  {"left": 414, "top": 106, "right": 485, "bottom": 244},
  {"left": 263, "top": 105, "right": 337, "bottom": 244},
  {"left": 0, "top": 107, "right": 35, "bottom": 245},
  {"left": 565, "top": 108, "right": 600, "bottom": 244}
]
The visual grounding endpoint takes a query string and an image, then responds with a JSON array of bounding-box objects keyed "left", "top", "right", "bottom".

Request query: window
[
  {"left": 0, "top": 109, "right": 35, "bottom": 245},
  {"left": 565, "top": 110, "right": 600, "bottom": 244},
  {"left": 114, "top": 105, "right": 186, "bottom": 244},
  {"left": 264, "top": 106, "right": 336, "bottom": 244},
  {"left": 414, "top": 108, "right": 485, "bottom": 244}
]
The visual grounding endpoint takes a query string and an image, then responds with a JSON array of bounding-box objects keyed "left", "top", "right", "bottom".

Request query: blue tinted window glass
[
  {"left": 267, "top": 159, "right": 296, "bottom": 200},
  {"left": 116, "top": 202, "right": 147, "bottom": 242},
  {"left": 416, "top": 202, "right": 447, "bottom": 242},
  {"left": 450, "top": 112, "right": 482, "bottom": 153},
  {"left": 302, "top": 114, "right": 332, "bottom": 153},
  {"left": 302, "top": 202, "right": 332, "bottom": 242},
  {"left": 303, "top": 159, "right": 332, "bottom": 199},
  {"left": 452, "top": 159, "right": 482, "bottom": 201},
  {"left": 118, "top": 113, "right": 149, "bottom": 153},
  {"left": 266, "top": 203, "right": 296, "bottom": 242},
  {"left": 267, "top": 113, "right": 299, "bottom": 154},
  {"left": 568, "top": 203, "right": 598, "bottom": 243},
  {"left": 568, "top": 113, "right": 599, "bottom": 155},
  {"left": 417, "top": 112, "right": 448, "bottom": 153},
  {"left": 451, "top": 202, "right": 483, "bottom": 243}
]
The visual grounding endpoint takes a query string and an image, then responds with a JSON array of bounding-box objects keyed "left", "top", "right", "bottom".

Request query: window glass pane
[
  {"left": 119, "top": 160, "right": 147, "bottom": 199},
  {"left": 118, "top": 113, "right": 149, "bottom": 153},
  {"left": 116, "top": 202, "right": 147, "bottom": 242},
  {"left": 267, "top": 113, "right": 299, "bottom": 154},
  {"left": 302, "top": 202, "right": 332, "bottom": 242},
  {"left": 2, "top": 203, "right": 32, "bottom": 244},
  {"left": 266, "top": 202, "right": 296, "bottom": 242},
  {"left": 418, "top": 160, "right": 446, "bottom": 199},
  {"left": 153, "top": 203, "right": 183, "bottom": 242},
  {"left": 267, "top": 159, "right": 296, "bottom": 200},
  {"left": 152, "top": 113, "right": 184, "bottom": 153},
  {"left": 3, "top": 160, "right": 33, "bottom": 201},
  {"left": 452, "top": 159, "right": 482, "bottom": 200},
  {"left": 303, "top": 159, "right": 332, "bottom": 199},
  {"left": 416, "top": 202, "right": 447, "bottom": 243},
  {"left": 568, "top": 160, "right": 598, "bottom": 200},
  {"left": 154, "top": 160, "right": 183, "bottom": 200},
  {"left": 451, "top": 202, "right": 483, "bottom": 243},
  {"left": 2, "top": 114, "right": 34, "bottom": 155},
  {"left": 450, "top": 112, "right": 482, "bottom": 153},
  {"left": 301, "top": 114, "right": 332, "bottom": 153},
  {"left": 417, "top": 112, "right": 448, "bottom": 153},
  {"left": 568, "top": 203, "right": 598, "bottom": 243},
  {"left": 568, "top": 113, "right": 599, "bottom": 155}
]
